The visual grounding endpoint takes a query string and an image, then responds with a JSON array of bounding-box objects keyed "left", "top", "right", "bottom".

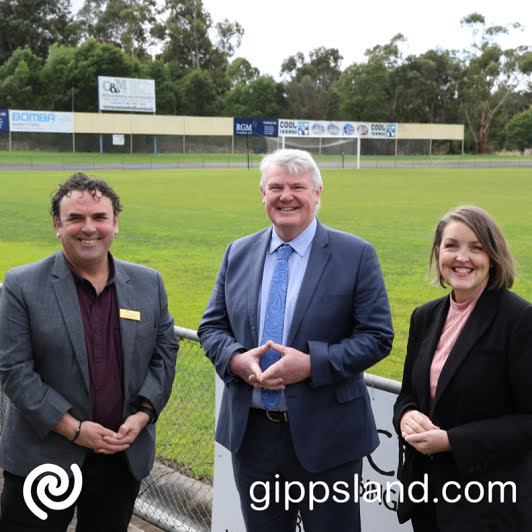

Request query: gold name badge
[{"left": 120, "top": 309, "right": 141, "bottom": 321}]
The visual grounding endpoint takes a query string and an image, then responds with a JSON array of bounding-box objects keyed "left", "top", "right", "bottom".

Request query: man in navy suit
[
  {"left": 198, "top": 149, "right": 393, "bottom": 531},
  {"left": 0, "top": 173, "right": 178, "bottom": 531}
]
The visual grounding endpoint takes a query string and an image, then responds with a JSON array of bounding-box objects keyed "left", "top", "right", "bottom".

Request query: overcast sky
[
  {"left": 201, "top": 0, "right": 531, "bottom": 79},
  {"left": 70, "top": 0, "right": 530, "bottom": 79}
]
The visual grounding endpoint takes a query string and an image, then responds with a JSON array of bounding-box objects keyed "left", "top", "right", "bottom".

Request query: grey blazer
[
  {"left": 198, "top": 220, "right": 394, "bottom": 473},
  {"left": 0, "top": 251, "right": 179, "bottom": 480}
]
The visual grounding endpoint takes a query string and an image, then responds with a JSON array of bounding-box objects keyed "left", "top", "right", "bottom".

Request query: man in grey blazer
[
  {"left": 198, "top": 149, "right": 393, "bottom": 531},
  {"left": 0, "top": 173, "right": 179, "bottom": 531}
]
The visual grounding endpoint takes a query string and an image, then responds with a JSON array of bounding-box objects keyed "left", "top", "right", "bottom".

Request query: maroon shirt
[{"left": 67, "top": 255, "right": 124, "bottom": 431}]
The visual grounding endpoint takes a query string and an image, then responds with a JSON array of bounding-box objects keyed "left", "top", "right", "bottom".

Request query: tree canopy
[
  {"left": 0, "top": 0, "right": 78, "bottom": 65},
  {"left": 0, "top": 3, "right": 530, "bottom": 154}
]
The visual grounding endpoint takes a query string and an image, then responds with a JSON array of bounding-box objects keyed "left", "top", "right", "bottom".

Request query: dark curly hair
[{"left": 50, "top": 172, "right": 123, "bottom": 223}]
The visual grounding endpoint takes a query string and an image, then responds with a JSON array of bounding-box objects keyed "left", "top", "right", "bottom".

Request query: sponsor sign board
[
  {"left": 278, "top": 119, "right": 310, "bottom": 136},
  {"left": 234, "top": 118, "right": 278, "bottom": 137},
  {"left": 98, "top": 76, "right": 156, "bottom": 113},
  {"left": 356, "top": 122, "right": 397, "bottom": 139},
  {"left": 113, "top": 134, "right": 125, "bottom": 146},
  {"left": 279, "top": 119, "right": 397, "bottom": 139},
  {"left": 9, "top": 110, "right": 74, "bottom": 133},
  {"left": 0, "top": 109, "right": 9, "bottom": 131}
]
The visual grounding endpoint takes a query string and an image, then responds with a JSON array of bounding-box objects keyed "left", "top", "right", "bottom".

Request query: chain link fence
[
  {"left": 0, "top": 281, "right": 215, "bottom": 531},
  {"left": 0, "top": 132, "right": 271, "bottom": 155},
  {"left": 2, "top": 154, "right": 532, "bottom": 173},
  {"left": 134, "top": 326, "right": 214, "bottom": 532}
]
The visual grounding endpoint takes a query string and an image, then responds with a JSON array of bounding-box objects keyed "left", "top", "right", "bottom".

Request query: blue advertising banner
[
  {"left": 234, "top": 118, "right": 278, "bottom": 137},
  {"left": 0, "top": 109, "right": 9, "bottom": 131}
]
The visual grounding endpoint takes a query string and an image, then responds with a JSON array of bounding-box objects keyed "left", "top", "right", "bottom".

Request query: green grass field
[
  {"left": 1, "top": 150, "right": 531, "bottom": 167},
  {"left": 1, "top": 166, "right": 532, "bottom": 378},
  {"left": 1, "top": 166, "right": 532, "bottom": 479}
]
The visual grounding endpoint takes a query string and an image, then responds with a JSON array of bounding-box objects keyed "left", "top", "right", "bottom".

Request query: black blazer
[{"left": 394, "top": 288, "right": 532, "bottom": 531}]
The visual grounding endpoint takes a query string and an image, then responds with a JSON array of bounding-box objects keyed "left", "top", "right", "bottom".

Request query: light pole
[{"left": 72, "top": 87, "right": 76, "bottom": 153}]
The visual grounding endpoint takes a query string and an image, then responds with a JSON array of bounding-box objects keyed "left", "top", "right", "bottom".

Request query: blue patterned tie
[{"left": 261, "top": 243, "right": 293, "bottom": 409}]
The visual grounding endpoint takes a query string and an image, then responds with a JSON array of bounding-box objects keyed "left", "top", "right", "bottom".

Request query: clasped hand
[
  {"left": 54, "top": 409, "right": 152, "bottom": 454},
  {"left": 229, "top": 340, "right": 311, "bottom": 389},
  {"left": 400, "top": 409, "right": 451, "bottom": 455}
]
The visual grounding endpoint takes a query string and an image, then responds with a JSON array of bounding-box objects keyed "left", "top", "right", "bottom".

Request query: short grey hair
[{"left": 259, "top": 149, "right": 323, "bottom": 191}]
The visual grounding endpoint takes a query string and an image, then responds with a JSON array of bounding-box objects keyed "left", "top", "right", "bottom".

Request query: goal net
[{"left": 265, "top": 136, "right": 357, "bottom": 155}]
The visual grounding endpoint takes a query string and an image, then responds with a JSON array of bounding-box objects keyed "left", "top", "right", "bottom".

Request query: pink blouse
[{"left": 429, "top": 281, "right": 488, "bottom": 409}]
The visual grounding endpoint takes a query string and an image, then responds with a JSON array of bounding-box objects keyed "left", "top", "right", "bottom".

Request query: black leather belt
[{"left": 250, "top": 408, "right": 289, "bottom": 423}]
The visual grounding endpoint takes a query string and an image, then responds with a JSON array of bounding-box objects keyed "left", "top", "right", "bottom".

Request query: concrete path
[{"left": 1, "top": 160, "right": 531, "bottom": 172}]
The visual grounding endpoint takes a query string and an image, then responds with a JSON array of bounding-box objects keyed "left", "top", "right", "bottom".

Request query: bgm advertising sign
[
  {"left": 98, "top": 76, "right": 156, "bottom": 113},
  {"left": 234, "top": 118, "right": 278, "bottom": 137},
  {"left": 9, "top": 110, "right": 74, "bottom": 133}
]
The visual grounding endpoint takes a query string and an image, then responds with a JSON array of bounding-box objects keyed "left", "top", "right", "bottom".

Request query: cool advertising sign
[
  {"left": 9, "top": 110, "right": 74, "bottom": 133},
  {"left": 355, "top": 122, "right": 397, "bottom": 139},
  {"left": 278, "top": 119, "right": 311, "bottom": 136},
  {"left": 98, "top": 76, "right": 156, "bottom": 113},
  {"left": 279, "top": 119, "right": 397, "bottom": 139}
]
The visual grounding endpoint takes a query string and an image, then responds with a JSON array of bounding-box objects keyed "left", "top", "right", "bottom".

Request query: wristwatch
[{"left": 137, "top": 405, "right": 156, "bottom": 424}]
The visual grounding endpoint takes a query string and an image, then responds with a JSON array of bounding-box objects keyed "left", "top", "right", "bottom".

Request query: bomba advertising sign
[
  {"left": 234, "top": 118, "right": 278, "bottom": 137},
  {"left": 0, "top": 109, "right": 9, "bottom": 131},
  {"left": 9, "top": 110, "right": 74, "bottom": 133},
  {"left": 98, "top": 76, "right": 156, "bottom": 113}
]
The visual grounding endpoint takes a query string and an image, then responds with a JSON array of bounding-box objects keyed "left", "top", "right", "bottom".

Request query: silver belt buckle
[{"left": 266, "top": 410, "right": 288, "bottom": 423}]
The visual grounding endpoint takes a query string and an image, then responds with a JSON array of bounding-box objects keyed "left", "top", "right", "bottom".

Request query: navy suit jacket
[
  {"left": 198, "top": 220, "right": 394, "bottom": 473},
  {"left": 0, "top": 251, "right": 179, "bottom": 480}
]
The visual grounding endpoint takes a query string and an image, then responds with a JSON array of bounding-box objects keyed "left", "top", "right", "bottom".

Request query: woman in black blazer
[{"left": 394, "top": 206, "right": 532, "bottom": 531}]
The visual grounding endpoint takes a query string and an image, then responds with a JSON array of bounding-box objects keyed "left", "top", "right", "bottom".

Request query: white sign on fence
[
  {"left": 212, "top": 376, "right": 412, "bottom": 531},
  {"left": 98, "top": 76, "right": 156, "bottom": 113},
  {"left": 9, "top": 110, "right": 74, "bottom": 133},
  {"left": 278, "top": 119, "right": 397, "bottom": 139}
]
